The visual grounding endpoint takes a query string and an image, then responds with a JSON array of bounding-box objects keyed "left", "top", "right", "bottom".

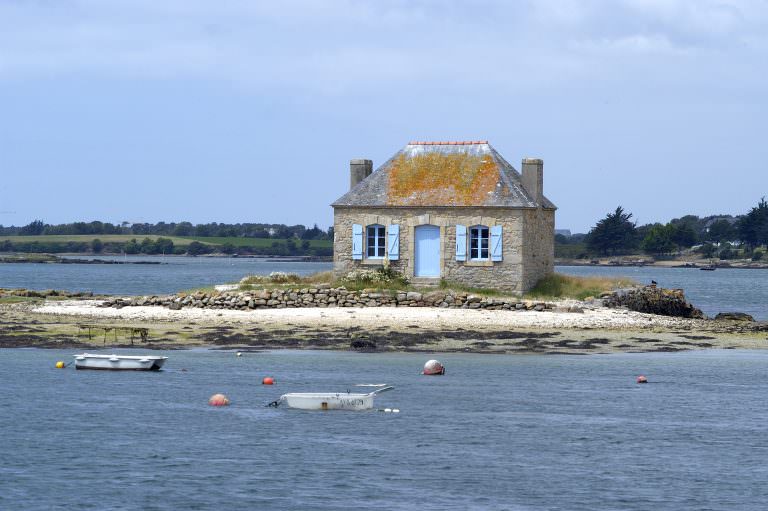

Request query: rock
[
  {"left": 406, "top": 292, "right": 422, "bottom": 301},
  {"left": 714, "top": 312, "right": 754, "bottom": 322},
  {"left": 350, "top": 338, "right": 377, "bottom": 351},
  {"left": 604, "top": 285, "right": 704, "bottom": 319},
  {"left": 168, "top": 302, "right": 183, "bottom": 310}
]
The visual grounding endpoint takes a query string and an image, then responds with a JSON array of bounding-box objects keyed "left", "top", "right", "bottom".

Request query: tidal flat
[{"left": 1, "top": 299, "right": 766, "bottom": 355}]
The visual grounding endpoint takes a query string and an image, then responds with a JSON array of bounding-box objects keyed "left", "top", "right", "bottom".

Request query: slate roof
[{"left": 332, "top": 141, "right": 556, "bottom": 209}]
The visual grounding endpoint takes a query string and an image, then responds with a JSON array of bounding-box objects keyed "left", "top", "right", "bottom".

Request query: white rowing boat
[
  {"left": 73, "top": 353, "right": 168, "bottom": 371},
  {"left": 270, "top": 386, "right": 394, "bottom": 411}
]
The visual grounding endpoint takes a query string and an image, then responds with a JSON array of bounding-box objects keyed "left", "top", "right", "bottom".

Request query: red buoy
[
  {"left": 637, "top": 375, "right": 648, "bottom": 384},
  {"left": 423, "top": 359, "right": 445, "bottom": 375},
  {"left": 208, "top": 393, "right": 230, "bottom": 406},
  {"left": 262, "top": 376, "right": 275, "bottom": 385}
]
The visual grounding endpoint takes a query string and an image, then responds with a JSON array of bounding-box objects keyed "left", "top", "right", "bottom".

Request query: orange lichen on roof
[{"left": 387, "top": 152, "right": 500, "bottom": 206}]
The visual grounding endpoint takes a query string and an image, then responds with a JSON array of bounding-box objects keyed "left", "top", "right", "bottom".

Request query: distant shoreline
[
  {"left": 555, "top": 259, "right": 768, "bottom": 270},
  {"left": 0, "top": 253, "right": 333, "bottom": 264}
]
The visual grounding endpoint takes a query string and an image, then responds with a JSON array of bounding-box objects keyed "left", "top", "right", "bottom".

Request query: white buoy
[
  {"left": 392, "top": 409, "right": 400, "bottom": 413},
  {"left": 423, "top": 359, "right": 445, "bottom": 375},
  {"left": 236, "top": 352, "right": 242, "bottom": 357}
]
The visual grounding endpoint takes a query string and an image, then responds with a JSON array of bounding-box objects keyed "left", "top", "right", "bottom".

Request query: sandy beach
[{"left": 0, "top": 298, "right": 764, "bottom": 354}]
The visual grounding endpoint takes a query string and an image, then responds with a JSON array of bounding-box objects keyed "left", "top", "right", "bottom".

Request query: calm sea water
[
  {"left": 0, "top": 255, "right": 332, "bottom": 295},
  {"left": 1, "top": 349, "right": 767, "bottom": 510},
  {"left": 1, "top": 257, "right": 766, "bottom": 319},
  {"left": 557, "top": 265, "right": 768, "bottom": 320}
]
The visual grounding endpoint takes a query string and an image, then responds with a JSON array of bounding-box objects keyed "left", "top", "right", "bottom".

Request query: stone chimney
[
  {"left": 349, "top": 159, "right": 373, "bottom": 190},
  {"left": 521, "top": 158, "right": 543, "bottom": 204}
]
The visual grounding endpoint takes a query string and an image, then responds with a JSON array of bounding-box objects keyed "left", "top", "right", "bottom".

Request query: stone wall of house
[
  {"left": 522, "top": 208, "right": 555, "bottom": 291},
  {"left": 334, "top": 206, "right": 544, "bottom": 293}
]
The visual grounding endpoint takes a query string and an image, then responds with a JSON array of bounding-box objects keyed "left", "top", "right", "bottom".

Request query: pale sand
[{"left": 34, "top": 300, "right": 693, "bottom": 331}]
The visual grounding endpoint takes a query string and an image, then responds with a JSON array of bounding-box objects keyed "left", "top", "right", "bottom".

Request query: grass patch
[
  {"left": 525, "top": 273, "right": 637, "bottom": 300},
  {"left": 0, "top": 296, "right": 43, "bottom": 303},
  {"left": 0, "top": 253, "right": 59, "bottom": 262}
]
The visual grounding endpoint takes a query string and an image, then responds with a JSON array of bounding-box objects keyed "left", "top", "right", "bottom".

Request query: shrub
[
  {"left": 752, "top": 251, "right": 764, "bottom": 261},
  {"left": 339, "top": 267, "right": 409, "bottom": 288}
]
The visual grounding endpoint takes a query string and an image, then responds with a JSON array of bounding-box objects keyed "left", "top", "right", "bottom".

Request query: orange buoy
[
  {"left": 208, "top": 393, "right": 230, "bottom": 406},
  {"left": 262, "top": 376, "right": 275, "bottom": 385},
  {"left": 637, "top": 375, "right": 648, "bottom": 384},
  {"left": 423, "top": 359, "right": 445, "bottom": 375}
]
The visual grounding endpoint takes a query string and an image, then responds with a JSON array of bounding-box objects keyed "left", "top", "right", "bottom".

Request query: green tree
[
  {"left": 697, "top": 242, "right": 717, "bottom": 258},
  {"left": 91, "top": 238, "right": 103, "bottom": 253},
  {"left": 187, "top": 241, "right": 213, "bottom": 256},
  {"left": 154, "top": 237, "right": 174, "bottom": 255},
  {"left": 706, "top": 219, "right": 736, "bottom": 243},
  {"left": 738, "top": 197, "right": 768, "bottom": 248},
  {"left": 20, "top": 219, "right": 45, "bottom": 235},
  {"left": 124, "top": 239, "right": 140, "bottom": 254},
  {"left": 586, "top": 206, "right": 638, "bottom": 256},
  {"left": 641, "top": 224, "right": 677, "bottom": 255},
  {"left": 670, "top": 223, "right": 698, "bottom": 248},
  {"left": 173, "top": 222, "right": 194, "bottom": 236}
]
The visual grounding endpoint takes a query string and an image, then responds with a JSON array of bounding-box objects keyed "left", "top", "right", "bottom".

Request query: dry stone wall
[{"left": 101, "top": 286, "right": 559, "bottom": 312}]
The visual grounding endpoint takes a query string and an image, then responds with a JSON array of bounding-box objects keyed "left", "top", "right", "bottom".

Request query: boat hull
[
  {"left": 73, "top": 354, "right": 167, "bottom": 371},
  {"left": 281, "top": 392, "right": 375, "bottom": 411}
]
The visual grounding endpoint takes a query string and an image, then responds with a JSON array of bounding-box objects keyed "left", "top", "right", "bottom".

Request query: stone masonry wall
[
  {"left": 522, "top": 208, "right": 555, "bottom": 291},
  {"left": 334, "top": 207, "right": 547, "bottom": 293}
]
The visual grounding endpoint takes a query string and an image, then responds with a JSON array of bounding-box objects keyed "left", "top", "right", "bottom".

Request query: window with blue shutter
[
  {"left": 366, "top": 225, "right": 386, "bottom": 258},
  {"left": 352, "top": 224, "right": 363, "bottom": 260},
  {"left": 490, "top": 225, "right": 503, "bottom": 261},
  {"left": 387, "top": 224, "right": 400, "bottom": 260},
  {"left": 470, "top": 226, "right": 490, "bottom": 260},
  {"left": 455, "top": 224, "right": 467, "bottom": 261}
]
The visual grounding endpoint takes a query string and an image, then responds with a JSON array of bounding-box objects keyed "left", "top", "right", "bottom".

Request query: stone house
[{"left": 331, "top": 141, "right": 556, "bottom": 293}]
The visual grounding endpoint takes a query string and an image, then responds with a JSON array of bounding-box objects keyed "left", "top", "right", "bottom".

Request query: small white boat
[
  {"left": 270, "top": 386, "right": 393, "bottom": 411},
  {"left": 73, "top": 353, "right": 168, "bottom": 371}
]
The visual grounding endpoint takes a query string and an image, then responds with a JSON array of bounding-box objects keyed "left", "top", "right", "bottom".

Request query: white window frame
[
  {"left": 366, "top": 224, "right": 386, "bottom": 259},
  {"left": 469, "top": 225, "right": 490, "bottom": 261}
]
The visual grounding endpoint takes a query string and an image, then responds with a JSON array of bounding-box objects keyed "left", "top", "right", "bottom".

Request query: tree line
[
  {"left": 0, "top": 220, "right": 332, "bottom": 240},
  {"left": 0, "top": 237, "right": 332, "bottom": 257},
  {"left": 574, "top": 198, "right": 768, "bottom": 259}
]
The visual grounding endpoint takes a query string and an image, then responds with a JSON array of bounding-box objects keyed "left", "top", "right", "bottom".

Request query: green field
[{"left": 0, "top": 235, "right": 332, "bottom": 248}]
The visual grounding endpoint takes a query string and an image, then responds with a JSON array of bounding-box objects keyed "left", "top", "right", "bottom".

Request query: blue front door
[{"left": 414, "top": 225, "right": 440, "bottom": 277}]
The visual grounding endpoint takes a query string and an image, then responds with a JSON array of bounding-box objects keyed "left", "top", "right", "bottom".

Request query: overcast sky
[{"left": 1, "top": 0, "right": 767, "bottom": 232}]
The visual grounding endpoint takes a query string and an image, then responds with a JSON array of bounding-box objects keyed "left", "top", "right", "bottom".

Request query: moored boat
[
  {"left": 73, "top": 353, "right": 168, "bottom": 371},
  {"left": 270, "top": 386, "right": 393, "bottom": 411}
]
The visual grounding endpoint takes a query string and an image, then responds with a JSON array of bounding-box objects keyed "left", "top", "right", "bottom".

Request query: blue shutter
[
  {"left": 491, "top": 225, "right": 502, "bottom": 261},
  {"left": 387, "top": 224, "right": 400, "bottom": 260},
  {"left": 352, "top": 224, "right": 363, "bottom": 260},
  {"left": 455, "top": 224, "right": 467, "bottom": 261}
]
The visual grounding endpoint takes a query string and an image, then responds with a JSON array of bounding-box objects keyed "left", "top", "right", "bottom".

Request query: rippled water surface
[
  {"left": 2, "top": 349, "right": 767, "bottom": 510},
  {"left": 558, "top": 265, "right": 768, "bottom": 320}
]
